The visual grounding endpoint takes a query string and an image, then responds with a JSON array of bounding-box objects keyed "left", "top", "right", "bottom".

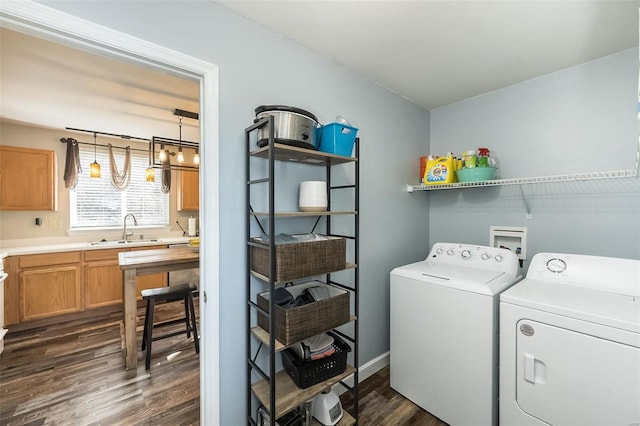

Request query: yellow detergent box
[{"left": 423, "top": 156, "right": 458, "bottom": 184}]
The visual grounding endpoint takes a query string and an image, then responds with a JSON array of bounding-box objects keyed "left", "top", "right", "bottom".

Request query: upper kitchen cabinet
[
  {"left": 177, "top": 170, "right": 199, "bottom": 211},
  {"left": 0, "top": 145, "right": 58, "bottom": 211}
]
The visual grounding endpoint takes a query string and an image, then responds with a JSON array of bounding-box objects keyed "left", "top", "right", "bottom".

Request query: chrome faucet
[{"left": 123, "top": 214, "right": 138, "bottom": 241}]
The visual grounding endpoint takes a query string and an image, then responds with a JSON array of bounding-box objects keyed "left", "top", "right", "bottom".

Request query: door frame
[{"left": 0, "top": 2, "right": 221, "bottom": 424}]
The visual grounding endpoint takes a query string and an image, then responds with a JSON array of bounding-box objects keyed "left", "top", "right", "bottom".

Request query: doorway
[{"left": 0, "top": 2, "right": 221, "bottom": 424}]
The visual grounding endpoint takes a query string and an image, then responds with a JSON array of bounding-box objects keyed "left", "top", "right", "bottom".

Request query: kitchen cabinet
[
  {"left": 84, "top": 246, "right": 168, "bottom": 309},
  {"left": 3, "top": 257, "right": 18, "bottom": 326},
  {"left": 246, "top": 116, "right": 360, "bottom": 425},
  {"left": 177, "top": 170, "right": 199, "bottom": 211},
  {"left": 84, "top": 248, "right": 125, "bottom": 308},
  {"left": 3, "top": 243, "right": 170, "bottom": 327},
  {"left": 0, "top": 145, "right": 57, "bottom": 211},
  {"left": 19, "top": 252, "right": 82, "bottom": 321}
]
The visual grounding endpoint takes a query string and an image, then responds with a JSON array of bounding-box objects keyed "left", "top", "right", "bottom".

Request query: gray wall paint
[
  {"left": 37, "top": 1, "right": 430, "bottom": 423},
  {"left": 429, "top": 49, "right": 640, "bottom": 266}
]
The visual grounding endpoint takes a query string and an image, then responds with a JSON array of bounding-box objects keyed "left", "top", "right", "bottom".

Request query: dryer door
[{"left": 515, "top": 319, "right": 640, "bottom": 426}]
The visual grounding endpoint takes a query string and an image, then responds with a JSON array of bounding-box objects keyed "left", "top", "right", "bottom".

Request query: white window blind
[{"left": 70, "top": 145, "right": 169, "bottom": 229}]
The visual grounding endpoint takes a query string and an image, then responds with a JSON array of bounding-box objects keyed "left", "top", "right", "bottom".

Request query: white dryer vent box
[{"left": 490, "top": 226, "right": 527, "bottom": 263}]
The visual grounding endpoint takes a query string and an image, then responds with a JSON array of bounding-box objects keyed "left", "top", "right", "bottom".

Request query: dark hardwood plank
[
  {"left": 1, "top": 301, "right": 200, "bottom": 426},
  {"left": 341, "top": 366, "right": 449, "bottom": 426},
  {"left": 2, "top": 300, "right": 447, "bottom": 425}
]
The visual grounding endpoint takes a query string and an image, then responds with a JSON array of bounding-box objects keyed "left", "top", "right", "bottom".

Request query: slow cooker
[{"left": 255, "top": 105, "right": 320, "bottom": 150}]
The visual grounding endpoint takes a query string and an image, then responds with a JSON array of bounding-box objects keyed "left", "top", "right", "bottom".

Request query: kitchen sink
[{"left": 88, "top": 238, "right": 161, "bottom": 246}]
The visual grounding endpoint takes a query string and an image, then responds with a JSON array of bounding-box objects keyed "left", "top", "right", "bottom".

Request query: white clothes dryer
[
  {"left": 500, "top": 253, "right": 640, "bottom": 426},
  {"left": 390, "top": 242, "right": 521, "bottom": 426}
]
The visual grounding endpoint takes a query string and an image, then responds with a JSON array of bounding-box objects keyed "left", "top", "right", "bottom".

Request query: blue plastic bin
[{"left": 318, "top": 123, "right": 358, "bottom": 156}]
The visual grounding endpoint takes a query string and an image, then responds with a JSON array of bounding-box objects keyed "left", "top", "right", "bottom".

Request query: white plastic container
[{"left": 299, "top": 181, "right": 327, "bottom": 212}]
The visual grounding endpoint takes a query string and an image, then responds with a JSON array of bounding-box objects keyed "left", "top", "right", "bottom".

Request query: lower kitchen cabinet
[
  {"left": 84, "top": 249, "right": 125, "bottom": 308},
  {"left": 3, "top": 244, "right": 171, "bottom": 327},
  {"left": 84, "top": 246, "right": 168, "bottom": 308},
  {"left": 3, "top": 257, "right": 19, "bottom": 326},
  {"left": 19, "top": 252, "right": 82, "bottom": 321}
]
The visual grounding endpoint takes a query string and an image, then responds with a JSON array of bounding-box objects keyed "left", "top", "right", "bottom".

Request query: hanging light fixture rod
[
  {"left": 65, "top": 127, "right": 150, "bottom": 142},
  {"left": 173, "top": 109, "right": 199, "bottom": 120}
]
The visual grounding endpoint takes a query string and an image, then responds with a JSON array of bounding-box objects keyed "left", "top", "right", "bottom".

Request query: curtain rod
[
  {"left": 65, "top": 127, "right": 150, "bottom": 142},
  {"left": 60, "top": 137, "right": 149, "bottom": 154}
]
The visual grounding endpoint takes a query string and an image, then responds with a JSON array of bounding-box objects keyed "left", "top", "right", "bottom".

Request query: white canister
[{"left": 299, "top": 181, "right": 327, "bottom": 212}]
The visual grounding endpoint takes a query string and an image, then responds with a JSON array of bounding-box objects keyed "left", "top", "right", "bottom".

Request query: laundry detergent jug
[{"left": 423, "top": 155, "right": 457, "bottom": 185}]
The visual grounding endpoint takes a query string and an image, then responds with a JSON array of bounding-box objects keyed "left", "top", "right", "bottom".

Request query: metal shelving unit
[{"left": 246, "top": 118, "right": 360, "bottom": 425}]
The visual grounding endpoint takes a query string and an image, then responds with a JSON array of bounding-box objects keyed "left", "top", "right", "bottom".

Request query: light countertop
[{"left": 0, "top": 236, "right": 193, "bottom": 257}]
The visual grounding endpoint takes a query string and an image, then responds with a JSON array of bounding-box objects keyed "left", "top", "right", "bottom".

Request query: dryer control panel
[
  {"left": 428, "top": 242, "right": 519, "bottom": 277},
  {"left": 526, "top": 252, "right": 639, "bottom": 297}
]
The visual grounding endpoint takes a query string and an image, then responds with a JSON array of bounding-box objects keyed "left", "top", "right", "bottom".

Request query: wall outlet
[
  {"left": 490, "top": 226, "right": 527, "bottom": 265},
  {"left": 48, "top": 219, "right": 62, "bottom": 229}
]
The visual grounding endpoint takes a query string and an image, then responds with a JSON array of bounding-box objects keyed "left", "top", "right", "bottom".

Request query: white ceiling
[
  {"left": 0, "top": 28, "right": 200, "bottom": 142},
  {"left": 218, "top": 0, "right": 640, "bottom": 110},
  {"left": 0, "top": 1, "right": 638, "bottom": 139}
]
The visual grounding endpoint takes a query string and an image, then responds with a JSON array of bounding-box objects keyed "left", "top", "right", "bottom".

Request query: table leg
[{"left": 123, "top": 268, "right": 138, "bottom": 369}]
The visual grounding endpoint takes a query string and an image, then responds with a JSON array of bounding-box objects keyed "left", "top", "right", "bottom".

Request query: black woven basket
[{"left": 281, "top": 332, "right": 351, "bottom": 389}]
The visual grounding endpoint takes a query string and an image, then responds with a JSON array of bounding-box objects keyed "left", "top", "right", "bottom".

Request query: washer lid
[
  {"left": 501, "top": 278, "right": 640, "bottom": 334},
  {"left": 391, "top": 260, "right": 518, "bottom": 296}
]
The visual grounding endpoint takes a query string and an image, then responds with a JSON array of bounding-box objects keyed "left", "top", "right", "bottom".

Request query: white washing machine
[
  {"left": 390, "top": 242, "right": 521, "bottom": 426},
  {"left": 500, "top": 253, "right": 640, "bottom": 426}
]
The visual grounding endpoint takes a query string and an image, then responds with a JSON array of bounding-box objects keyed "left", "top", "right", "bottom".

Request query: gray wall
[
  {"left": 429, "top": 49, "right": 640, "bottom": 266},
  {"left": 36, "top": 1, "right": 430, "bottom": 423}
]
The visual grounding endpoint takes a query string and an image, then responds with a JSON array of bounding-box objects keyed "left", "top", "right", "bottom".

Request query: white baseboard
[{"left": 335, "top": 350, "right": 390, "bottom": 394}]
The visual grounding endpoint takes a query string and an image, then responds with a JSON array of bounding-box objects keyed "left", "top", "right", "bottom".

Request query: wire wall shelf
[{"left": 406, "top": 169, "right": 638, "bottom": 192}]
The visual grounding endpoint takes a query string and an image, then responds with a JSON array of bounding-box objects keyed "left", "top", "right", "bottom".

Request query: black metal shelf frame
[{"left": 245, "top": 116, "right": 360, "bottom": 425}]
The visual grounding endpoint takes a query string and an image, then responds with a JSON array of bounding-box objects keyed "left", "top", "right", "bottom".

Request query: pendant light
[
  {"left": 176, "top": 116, "right": 184, "bottom": 164},
  {"left": 146, "top": 144, "right": 155, "bottom": 182},
  {"left": 145, "top": 166, "right": 155, "bottom": 182},
  {"left": 193, "top": 148, "right": 200, "bottom": 166},
  {"left": 89, "top": 132, "right": 101, "bottom": 178}
]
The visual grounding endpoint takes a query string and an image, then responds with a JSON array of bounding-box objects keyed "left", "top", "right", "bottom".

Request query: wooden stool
[{"left": 141, "top": 282, "right": 199, "bottom": 370}]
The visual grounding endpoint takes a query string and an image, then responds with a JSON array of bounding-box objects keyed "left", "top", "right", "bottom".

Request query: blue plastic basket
[{"left": 318, "top": 123, "right": 358, "bottom": 156}]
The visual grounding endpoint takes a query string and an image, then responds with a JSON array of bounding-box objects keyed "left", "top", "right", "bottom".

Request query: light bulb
[
  {"left": 145, "top": 166, "right": 155, "bottom": 182},
  {"left": 158, "top": 146, "right": 167, "bottom": 162},
  {"left": 177, "top": 147, "right": 184, "bottom": 164},
  {"left": 90, "top": 161, "right": 101, "bottom": 178},
  {"left": 193, "top": 149, "right": 200, "bottom": 166}
]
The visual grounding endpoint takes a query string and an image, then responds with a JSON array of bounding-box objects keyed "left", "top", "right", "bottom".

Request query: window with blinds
[{"left": 70, "top": 145, "right": 169, "bottom": 229}]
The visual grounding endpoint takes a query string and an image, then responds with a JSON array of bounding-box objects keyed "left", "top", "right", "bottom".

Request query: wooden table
[{"left": 119, "top": 246, "right": 199, "bottom": 370}]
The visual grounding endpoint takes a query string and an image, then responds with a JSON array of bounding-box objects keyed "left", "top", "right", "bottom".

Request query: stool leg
[
  {"left": 145, "top": 298, "right": 155, "bottom": 370},
  {"left": 184, "top": 295, "right": 191, "bottom": 338},
  {"left": 188, "top": 293, "right": 199, "bottom": 354},
  {"left": 142, "top": 299, "right": 151, "bottom": 351}
]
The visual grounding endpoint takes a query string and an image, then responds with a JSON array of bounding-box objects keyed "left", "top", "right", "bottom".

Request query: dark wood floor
[
  {"left": 1, "top": 301, "right": 200, "bottom": 426},
  {"left": 1, "top": 303, "right": 447, "bottom": 425},
  {"left": 341, "top": 367, "right": 448, "bottom": 426}
]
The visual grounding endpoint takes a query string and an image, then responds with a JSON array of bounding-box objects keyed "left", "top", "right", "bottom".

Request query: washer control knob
[
  {"left": 461, "top": 249, "right": 471, "bottom": 259},
  {"left": 495, "top": 254, "right": 504, "bottom": 262},
  {"left": 447, "top": 249, "right": 454, "bottom": 256},
  {"left": 481, "top": 253, "right": 490, "bottom": 260},
  {"left": 436, "top": 247, "right": 443, "bottom": 254}
]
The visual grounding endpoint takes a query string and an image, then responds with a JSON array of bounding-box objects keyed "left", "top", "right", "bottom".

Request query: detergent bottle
[{"left": 423, "top": 153, "right": 457, "bottom": 184}]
